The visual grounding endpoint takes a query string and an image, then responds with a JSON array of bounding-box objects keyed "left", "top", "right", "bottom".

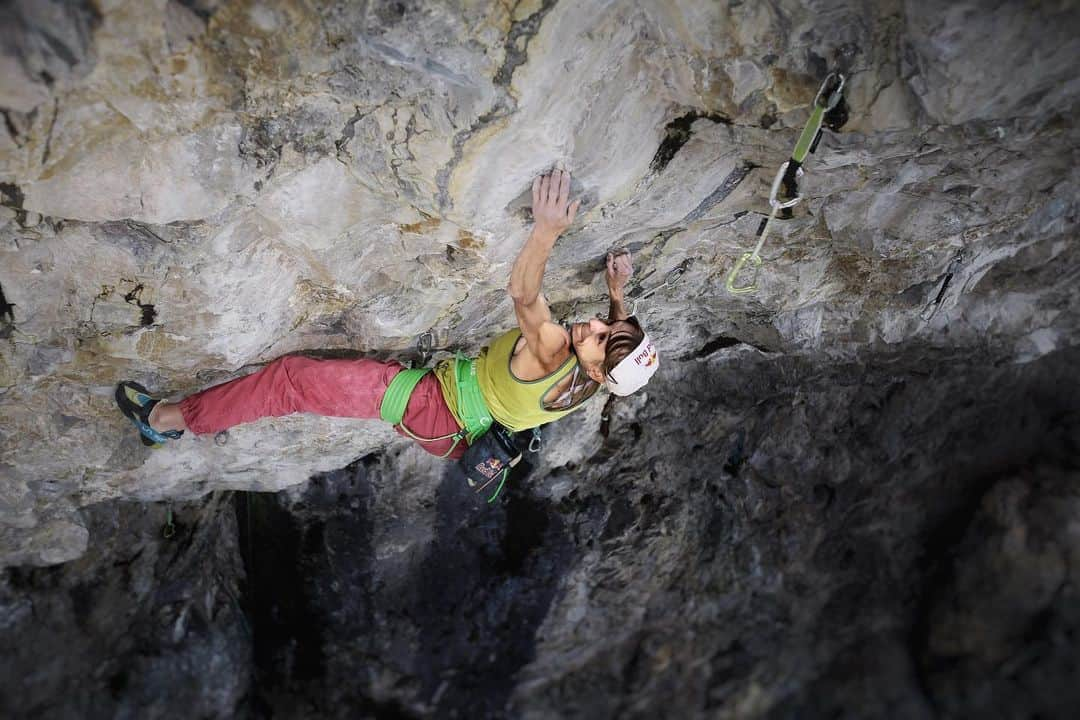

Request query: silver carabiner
[
  {"left": 814, "top": 72, "right": 846, "bottom": 111},
  {"left": 416, "top": 331, "right": 434, "bottom": 367},
  {"left": 768, "top": 161, "right": 803, "bottom": 210},
  {"left": 529, "top": 427, "right": 542, "bottom": 453}
]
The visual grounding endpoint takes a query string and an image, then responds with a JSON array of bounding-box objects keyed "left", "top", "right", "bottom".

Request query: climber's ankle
[{"left": 149, "top": 401, "right": 187, "bottom": 433}]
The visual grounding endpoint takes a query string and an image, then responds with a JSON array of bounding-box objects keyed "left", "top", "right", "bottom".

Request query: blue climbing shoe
[{"left": 115, "top": 381, "right": 183, "bottom": 447}]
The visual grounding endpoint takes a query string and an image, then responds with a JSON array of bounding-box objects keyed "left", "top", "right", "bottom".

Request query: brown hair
[
  {"left": 603, "top": 316, "right": 644, "bottom": 379},
  {"left": 551, "top": 317, "right": 645, "bottom": 410}
]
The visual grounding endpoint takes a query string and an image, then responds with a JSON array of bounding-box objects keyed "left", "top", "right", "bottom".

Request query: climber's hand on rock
[
  {"left": 606, "top": 249, "right": 633, "bottom": 294},
  {"left": 532, "top": 169, "right": 580, "bottom": 239}
]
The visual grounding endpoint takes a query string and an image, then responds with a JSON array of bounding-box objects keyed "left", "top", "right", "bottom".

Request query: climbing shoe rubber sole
[{"left": 115, "top": 381, "right": 183, "bottom": 447}]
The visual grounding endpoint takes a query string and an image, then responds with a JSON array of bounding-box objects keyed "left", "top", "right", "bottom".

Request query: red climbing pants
[{"left": 178, "top": 356, "right": 466, "bottom": 459}]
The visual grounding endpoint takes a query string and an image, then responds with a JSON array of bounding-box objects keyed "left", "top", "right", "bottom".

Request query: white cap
[{"left": 606, "top": 334, "right": 659, "bottom": 396}]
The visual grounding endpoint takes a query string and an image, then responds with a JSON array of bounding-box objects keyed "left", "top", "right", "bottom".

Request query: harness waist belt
[
  {"left": 379, "top": 368, "right": 430, "bottom": 426},
  {"left": 380, "top": 359, "right": 493, "bottom": 443},
  {"left": 454, "top": 354, "right": 493, "bottom": 442}
]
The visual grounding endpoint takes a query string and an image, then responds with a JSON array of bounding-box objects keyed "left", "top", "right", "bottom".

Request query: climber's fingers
[{"left": 557, "top": 169, "right": 570, "bottom": 208}]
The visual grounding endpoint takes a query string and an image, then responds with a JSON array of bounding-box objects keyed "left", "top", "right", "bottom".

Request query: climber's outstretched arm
[
  {"left": 606, "top": 250, "right": 632, "bottom": 322},
  {"left": 508, "top": 169, "right": 580, "bottom": 369}
]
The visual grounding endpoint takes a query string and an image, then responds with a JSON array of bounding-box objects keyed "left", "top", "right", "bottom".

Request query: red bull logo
[
  {"left": 633, "top": 342, "right": 657, "bottom": 367},
  {"left": 475, "top": 457, "right": 504, "bottom": 480}
]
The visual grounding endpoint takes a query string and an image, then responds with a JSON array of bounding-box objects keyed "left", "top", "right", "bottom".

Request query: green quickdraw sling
[{"left": 727, "top": 72, "right": 846, "bottom": 294}]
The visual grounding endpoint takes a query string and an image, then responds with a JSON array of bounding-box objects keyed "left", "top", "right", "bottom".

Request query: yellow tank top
[{"left": 434, "top": 328, "right": 591, "bottom": 432}]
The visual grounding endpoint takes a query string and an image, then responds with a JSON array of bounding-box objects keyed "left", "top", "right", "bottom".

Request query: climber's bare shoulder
[{"left": 509, "top": 321, "right": 571, "bottom": 382}]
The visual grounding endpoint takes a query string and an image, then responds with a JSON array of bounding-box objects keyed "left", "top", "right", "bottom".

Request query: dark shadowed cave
[{"left": 4, "top": 344, "right": 1079, "bottom": 718}]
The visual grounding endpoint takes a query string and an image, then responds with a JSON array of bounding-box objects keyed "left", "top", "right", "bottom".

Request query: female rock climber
[{"left": 115, "top": 169, "right": 660, "bottom": 460}]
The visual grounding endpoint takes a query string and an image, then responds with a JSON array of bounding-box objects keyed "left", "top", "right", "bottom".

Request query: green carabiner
[
  {"left": 162, "top": 506, "right": 176, "bottom": 539},
  {"left": 726, "top": 251, "right": 762, "bottom": 294}
]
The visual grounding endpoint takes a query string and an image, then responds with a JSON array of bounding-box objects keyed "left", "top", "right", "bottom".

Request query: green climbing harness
[
  {"left": 727, "top": 72, "right": 846, "bottom": 294},
  {"left": 452, "top": 353, "right": 494, "bottom": 442},
  {"left": 454, "top": 353, "right": 523, "bottom": 503},
  {"left": 380, "top": 367, "right": 465, "bottom": 459},
  {"left": 379, "top": 356, "right": 515, "bottom": 502},
  {"left": 380, "top": 357, "right": 493, "bottom": 442},
  {"left": 379, "top": 368, "right": 429, "bottom": 425}
]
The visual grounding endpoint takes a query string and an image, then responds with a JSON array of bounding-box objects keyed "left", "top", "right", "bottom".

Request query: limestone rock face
[{"left": 0, "top": 0, "right": 1078, "bottom": 717}]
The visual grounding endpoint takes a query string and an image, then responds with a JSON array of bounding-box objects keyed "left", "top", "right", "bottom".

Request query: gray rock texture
[{"left": 0, "top": 0, "right": 1078, "bottom": 717}]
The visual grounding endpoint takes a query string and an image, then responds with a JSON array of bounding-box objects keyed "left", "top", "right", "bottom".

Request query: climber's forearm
[
  {"left": 604, "top": 250, "right": 633, "bottom": 321},
  {"left": 608, "top": 289, "right": 630, "bottom": 321},
  {"left": 507, "top": 226, "right": 559, "bottom": 305},
  {"left": 509, "top": 169, "right": 580, "bottom": 305}
]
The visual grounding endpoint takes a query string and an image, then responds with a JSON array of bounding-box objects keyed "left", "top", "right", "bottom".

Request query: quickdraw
[
  {"left": 416, "top": 330, "right": 434, "bottom": 367},
  {"left": 629, "top": 261, "right": 690, "bottom": 316},
  {"left": 727, "top": 73, "right": 846, "bottom": 294}
]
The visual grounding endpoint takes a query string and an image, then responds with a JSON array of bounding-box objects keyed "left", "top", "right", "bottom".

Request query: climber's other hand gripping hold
[{"left": 606, "top": 249, "right": 632, "bottom": 322}]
